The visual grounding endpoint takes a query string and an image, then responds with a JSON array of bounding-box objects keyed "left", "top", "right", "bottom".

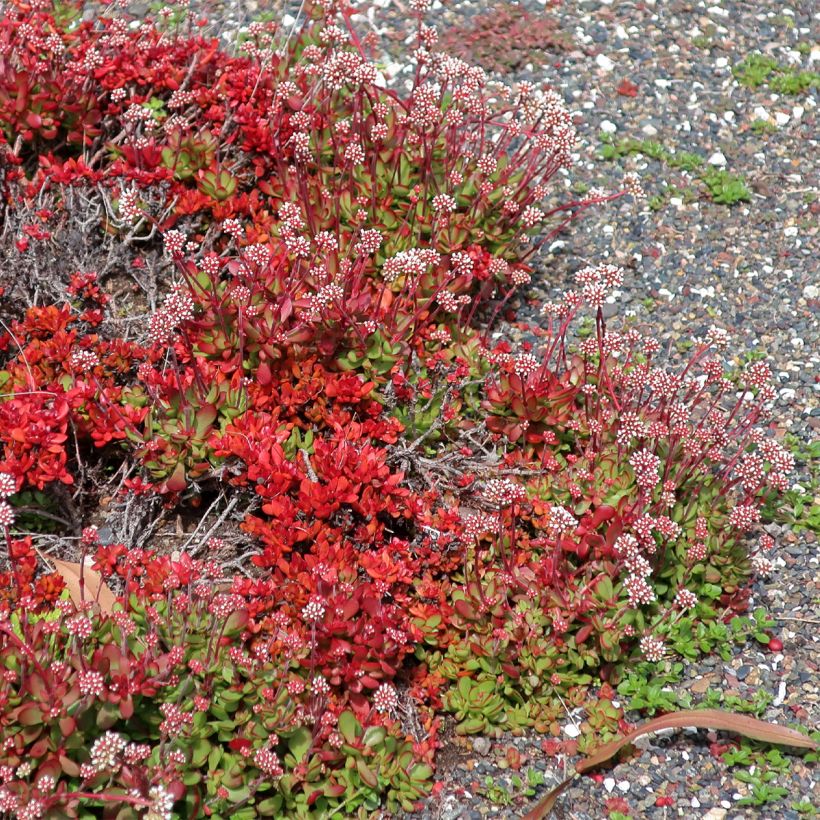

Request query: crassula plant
[{"left": 0, "top": 0, "right": 805, "bottom": 816}]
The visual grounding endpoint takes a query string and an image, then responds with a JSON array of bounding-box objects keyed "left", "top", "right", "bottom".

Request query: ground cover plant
[
  {"left": 598, "top": 134, "right": 752, "bottom": 207},
  {"left": 0, "top": 0, "right": 814, "bottom": 817}
]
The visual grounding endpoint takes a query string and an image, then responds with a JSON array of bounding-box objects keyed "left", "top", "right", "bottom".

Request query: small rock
[
  {"left": 595, "top": 53, "right": 615, "bottom": 72},
  {"left": 472, "top": 737, "right": 492, "bottom": 756},
  {"left": 708, "top": 151, "right": 727, "bottom": 166},
  {"left": 803, "top": 284, "right": 819, "bottom": 299},
  {"left": 600, "top": 119, "right": 617, "bottom": 134},
  {"left": 604, "top": 777, "right": 616, "bottom": 793},
  {"left": 691, "top": 677, "right": 713, "bottom": 694}
]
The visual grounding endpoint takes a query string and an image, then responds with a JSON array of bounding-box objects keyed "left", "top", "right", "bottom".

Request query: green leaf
[
  {"left": 356, "top": 758, "right": 378, "bottom": 788},
  {"left": 596, "top": 577, "right": 614, "bottom": 600},
  {"left": 362, "top": 725, "right": 387, "bottom": 748},
  {"left": 191, "top": 738, "right": 211, "bottom": 767},
  {"left": 287, "top": 726, "right": 312, "bottom": 761},
  {"left": 338, "top": 711, "right": 362, "bottom": 744}
]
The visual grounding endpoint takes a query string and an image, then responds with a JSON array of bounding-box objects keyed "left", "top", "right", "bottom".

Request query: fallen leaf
[
  {"left": 616, "top": 78, "right": 639, "bottom": 97},
  {"left": 523, "top": 709, "right": 818, "bottom": 819},
  {"left": 51, "top": 559, "right": 117, "bottom": 615}
]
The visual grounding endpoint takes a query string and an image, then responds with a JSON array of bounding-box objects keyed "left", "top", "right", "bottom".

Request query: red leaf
[
  {"left": 160, "top": 462, "right": 187, "bottom": 493},
  {"left": 616, "top": 79, "right": 639, "bottom": 97},
  {"left": 454, "top": 599, "right": 477, "bottom": 621},
  {"left": 279, "top": 295, "right": 293, "bottom": 323},
  {"left": 575, "top": 624, "right": 593, "bottom": 645}
]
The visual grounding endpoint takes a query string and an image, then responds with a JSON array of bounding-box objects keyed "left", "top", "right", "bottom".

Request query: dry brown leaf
[
  {"left": 523, "top": 708, "right": 819, "bottom": 819},
  {"left": 51, "top": 559, "right": 117, "bottom": 615}
]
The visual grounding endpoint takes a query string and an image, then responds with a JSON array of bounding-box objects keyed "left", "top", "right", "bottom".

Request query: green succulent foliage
[
  {"left": 701, "top": 168, "right": 751, "bottom": 205},
  {"left": 283, "top": 426, "right": 315, "bottom": 460},
  {"left": 444, "top": 676, "right": 507, "bottom": 735},
  {"left": 733, "top": 53, "right": 819, "bottom": 95},
  {"left": 337, "top": 330, "right": 404, "bottom": 376},
  {"left": 599, "top": 134, "right": 750, "bottom": 206},
  {"left": 3, "top": 596, "right": 432, "bottom": 818},
  {"left": 7, "top": 489, "right": 63, "bottom": 533}
]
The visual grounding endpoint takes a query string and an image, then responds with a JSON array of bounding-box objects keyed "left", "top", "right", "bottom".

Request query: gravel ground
[
  {"left": 376, "top": 0, "right": 818, "bottom": 818},
  {"left": 79, "top": 1, "right": 820, "bottom": 816}
]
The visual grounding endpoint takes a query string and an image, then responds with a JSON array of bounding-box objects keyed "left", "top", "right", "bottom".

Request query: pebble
[
  {"left": 472, "top": 737, "right": 492, "bottom": 755},
  {"left": 708, "top": 151, "right": 727, "bottom": 166},
  {"left": 595, "top": 53, "right": 615, "bottom": 71}
]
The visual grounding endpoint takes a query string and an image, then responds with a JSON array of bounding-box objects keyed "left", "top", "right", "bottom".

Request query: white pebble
[
  {"left": 596, "top": 53, "right": 615, "bottom": 72},
  {"left": 655, "top": 78, "right": 673, "bottom": 90},
  {"left": 753, "top": 105, "right": 771, "bottom": 121},
  {"left": 562, "top": 723, "right": 581, "bottom": 738},
  {"left": 617, "top": 781, "right": 630, "bottom": 792},
  {"left": 784, "top": 226, "right": 799, "bottom": 237},
  {"left": 803, "top": 284, "right": 819, "bottom": 299},
  {"left": 715, "top": 57, "right": 728, "bottom": 68},
  {"left": 775, "top": 111, "right": 791, "bottom": 126},
  {"left": 708, "top": 151, "right": 727, "bottom": 166},
  {"left": 604, "top": 777, "right": 616, "bottom": 793},
  {"left": 642, "top": 123, "right": 659, "bottom": 136},
  {"left": 600, "top": 120, "right": 617, "bottom": 134},
  {"left": 723, "top": 111, "right": 735, "bottom": 122},
  {"left": 790, "top": 337, "right": 805, "bottom": 349}
]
